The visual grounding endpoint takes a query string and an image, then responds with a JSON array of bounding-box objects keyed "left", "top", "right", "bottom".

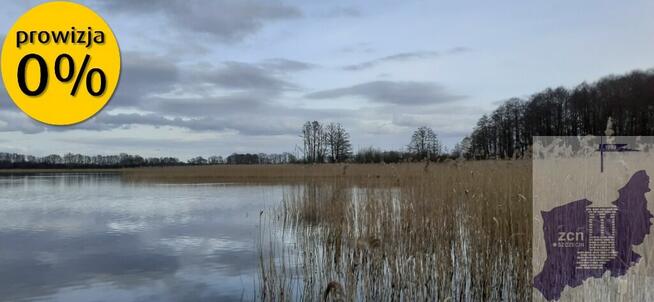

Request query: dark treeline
[
  {"left": 0, "top": 152, "right": 298, "bottom": 169},
  {"left": 464, "top": 69, "right": 654, "bottom": 159},
  {"left": 0, "top": 123, "right": 447, "bottom": 168},
  {"left": 0, "top": 153, "right": 183, "bottom": 169},
  {"left": 350, "top": 126, "right": 445, "bottom": 163}
]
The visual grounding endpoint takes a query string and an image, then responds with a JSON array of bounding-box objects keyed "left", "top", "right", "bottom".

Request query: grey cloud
[
  {"left": 382, "top": 103, "right": 486, "bottom": 116},
  {"left": 108, "top": 51, "right": 180, "bottom": 109},
  {"left": 100, "top": 0, "right": 302, "bottom": 43},
  {"left": 62, "top": 113, "right": 188, "bottom": 132},
  {"left": 306, "top": 81, "right": 465, "bottom": 105},
  {"left": 146, "top": 92, "right": 355, "bottom": 121},
  {"left": 0, "top": 82, "right": 17, "bottom": 112},
  {"left": 96, "top": 113, "right": 182, "bottom": 129},
  {"left": 0, "top": 112, "right": 45, "bottom": 134},
  {"left": 392, "top": 112, "right": 477, "bottom": 134},
  {"left": 199, "top": 61, "right": 297, "bottom": 92},
  {"left": 0, "top": 57, "right": 319, "bottom": 135},
  {"left": 343, "top": 47, "right": 469, "bottom": 71},
  {"left": 109, "top": 52, "right": 306, "bottom": 111},
  {"left": 0, "top": 42, "right": 19, "bottom": 113},
  {"left": 121, "top": 52, "right": 179, "bottom": 93},
  {"left": 77, "top": 112, "right": 299, "bottom": 136},
  {"left": 151, "top": 94, "right": 268, "bottom": 116},
  {"left": 259, "top": 58, "right": 316, "bottom": 72},
  {"left": 0, "top": 47, "right": 320, "bottom": 137},
  {"left": 1, "top": 91, "right": 348, "bottom": 135},
  {"left": 63, "top": 92, "right": 356, "bottom": 135},
  {"left": 40, "top": 113, "right": 178, "bottom": 132}
]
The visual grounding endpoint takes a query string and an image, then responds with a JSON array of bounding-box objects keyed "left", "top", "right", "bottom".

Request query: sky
[{"left": 1, "top": 0, "right": 654, "bottom": 159}]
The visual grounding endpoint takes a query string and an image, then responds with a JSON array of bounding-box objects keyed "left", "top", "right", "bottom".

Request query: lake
[
  {"left": 0, "top": 173, "right": 285, "bottom": 302},
  {"left": 0, "top": 163, "right": 533, "bottom": 301}
]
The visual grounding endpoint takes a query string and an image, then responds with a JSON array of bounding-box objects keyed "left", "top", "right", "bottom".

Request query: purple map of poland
[{"left": 534, "top": 170, "right": 653, "bottom": 301}]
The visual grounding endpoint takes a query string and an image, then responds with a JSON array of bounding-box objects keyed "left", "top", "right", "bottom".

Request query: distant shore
[
  {"left": 121, "top": 161, "right": 526, "bottom": 183},
  {"left": 0, "top": 161, "right": 529, "bottom": 183},
  {"left": 0, "top": 168, "right": 122, "bottom": 173}
]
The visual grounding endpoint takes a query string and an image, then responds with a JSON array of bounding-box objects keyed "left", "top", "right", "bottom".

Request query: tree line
[
  {"left": 301, "top": 121, "right": 444, "bottom": 163},
  {"left": 0, "top": 123, "right": 447, "bottom": 168},
  {"left": 301, "top": 121, "right": 352, "bottom": 163},
  {"left": 462, "top": 69, "right": 654, "bottom": 159},
  {"left": 0, "top": 153, "right": 183, "bottom": 169},
  {"left": 0, "top": 152, "right": 298, "bottom": 169}
]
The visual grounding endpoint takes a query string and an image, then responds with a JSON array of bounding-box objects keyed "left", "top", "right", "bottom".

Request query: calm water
[{"left": 0, "top": 173, "right": 285, "bottom": 302}]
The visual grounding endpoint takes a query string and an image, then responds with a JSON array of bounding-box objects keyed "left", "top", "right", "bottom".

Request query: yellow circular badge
[{"left": 1, "top": 1, "right": 120, "bottom": 125}]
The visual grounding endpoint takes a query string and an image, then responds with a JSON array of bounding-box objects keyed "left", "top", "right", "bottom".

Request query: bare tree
[
  {"left": 325, "top": 122, "right": 352, "bottom": 163},
  {"left": 408, "top": 126, "right": 442, "bottom": 161},
  {"left": 452, "top": 136, "right": 472, "bottom": 159},
  {"left": 302, "top": 121, "right": 311, "bottom": 162},
  {"left": 302, "top": 121, "right": 327, "bottom": 163},
  {"left": 468, "top": 69, "right": 654, "bottom": 159}
]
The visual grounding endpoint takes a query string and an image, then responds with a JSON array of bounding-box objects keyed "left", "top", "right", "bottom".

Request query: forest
[{"left": 464, "top": 69, "right": 654, "bottom": 159}]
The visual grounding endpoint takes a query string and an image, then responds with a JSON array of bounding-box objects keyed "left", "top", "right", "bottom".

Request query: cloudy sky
[{"left": 1, "top": 0, "right": 654, "bottom": 159}]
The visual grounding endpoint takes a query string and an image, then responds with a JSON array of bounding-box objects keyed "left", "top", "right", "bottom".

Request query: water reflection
[{"left": 0, "top": 173, "right": 284, "bottom": 301}]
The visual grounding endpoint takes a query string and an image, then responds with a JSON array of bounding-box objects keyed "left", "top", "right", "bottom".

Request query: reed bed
[
  {"left": 258, "top": 160, "right": 531, "bottom": 301},
  {"left": 121, "top": 162, "right": 479, "bottom": 183}
]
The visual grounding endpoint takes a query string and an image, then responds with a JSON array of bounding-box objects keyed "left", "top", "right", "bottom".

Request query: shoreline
[
  {"left": 0, "top": 161, "right": 530, "bottom": 183},
  {"left": 0, "top": 168, "right": 123, "bottom": 173}
]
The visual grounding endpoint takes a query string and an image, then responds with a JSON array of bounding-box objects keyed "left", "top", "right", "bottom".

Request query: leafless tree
[
  {"left": 302, "top": 121, "right": 327, "bottom": 163},
  {"left": 467, "top": 69, "right": 654, "bottom": 159},
  {"left": 325, "top": 122, "right": 352, "bottom": 163},
  {"left": 408, "top": 126, "right": 442, "bottom": 161}
]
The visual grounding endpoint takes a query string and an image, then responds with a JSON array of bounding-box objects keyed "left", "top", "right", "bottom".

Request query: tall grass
[{"left": 258, "top": 161, "right": 531, "bottom": 301}]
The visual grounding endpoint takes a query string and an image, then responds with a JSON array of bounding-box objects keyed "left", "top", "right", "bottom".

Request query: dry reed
[
  {"left": 121, "top": 161, "right": 531, "bottom": 300},
  {"left": 258, "top": 160, "right": 531, "bottom": 301}
]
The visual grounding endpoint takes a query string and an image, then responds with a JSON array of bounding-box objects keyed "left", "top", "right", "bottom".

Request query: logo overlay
[
  {"left": 533, "top": 135, "right": 654, "bottom": 301},
  {"left": 1, "top": 1, "right": 120, "bottom": 125}
]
